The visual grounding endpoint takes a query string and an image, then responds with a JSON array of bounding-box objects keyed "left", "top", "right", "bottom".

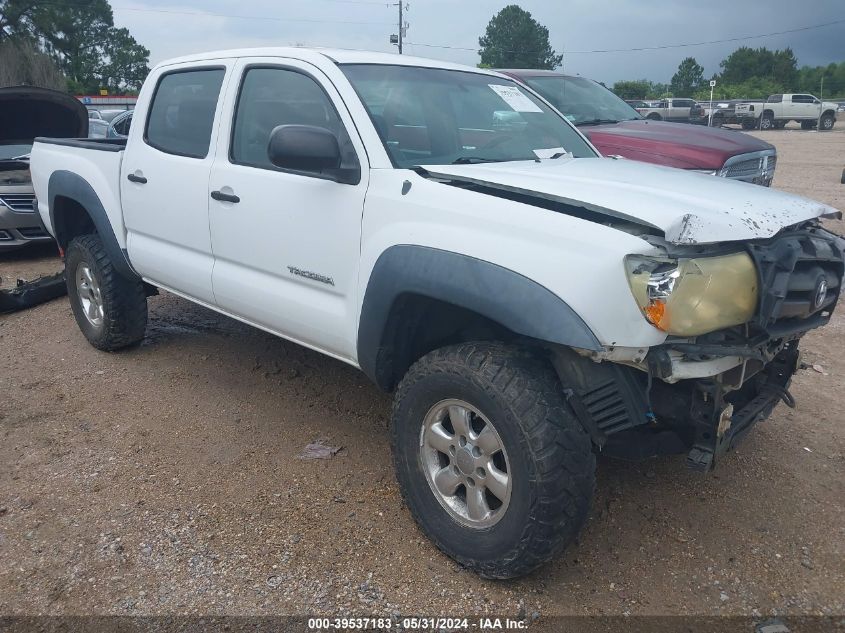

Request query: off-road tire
[
  {"left": 65, "top": 233, "right": 147, "bottom": 351},
  {"left": 801, "top": 120, "right": 816, "bottom": 130},
  {"left": 819, "top": 113, "right": 835, "bottom": 131},
  {"left": 391, "top": 342, "right": 595, "bottom": 579},
  {"left": 741, "top": 119, "right": 756, "bottom": 130}
]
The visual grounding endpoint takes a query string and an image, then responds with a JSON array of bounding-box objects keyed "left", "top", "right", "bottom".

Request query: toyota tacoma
[{"left": 30, "top": 49, "right": 844, "bottom": 579}]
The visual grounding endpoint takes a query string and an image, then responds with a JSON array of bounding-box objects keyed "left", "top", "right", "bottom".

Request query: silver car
[{"left": 1, "top": 87, "right": 88, "bottom": 252}]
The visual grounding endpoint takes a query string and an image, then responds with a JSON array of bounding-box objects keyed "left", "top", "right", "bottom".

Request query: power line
[
  {"left": 407, "top": 17, "right": 845, "bottom": 56},
  {"left": 110, "top": 6, "right": 395, "bottom": 26}
]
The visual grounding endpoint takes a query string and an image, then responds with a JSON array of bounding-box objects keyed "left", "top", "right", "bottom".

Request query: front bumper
[
  {"left": 0, "top": 191, "right": 52, "bottom": 251},
  {"left": 574, "top": 225, "right": 843, "bottom": 470}
]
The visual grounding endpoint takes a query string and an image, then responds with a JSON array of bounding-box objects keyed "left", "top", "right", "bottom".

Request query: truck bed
[{"left": 30, "top": 137, "right": 127, "bottom": 248}]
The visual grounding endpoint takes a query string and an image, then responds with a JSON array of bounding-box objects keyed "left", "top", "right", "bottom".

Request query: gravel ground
[{"left": 1, "top": 126, "right": 843, "bottom": 624}]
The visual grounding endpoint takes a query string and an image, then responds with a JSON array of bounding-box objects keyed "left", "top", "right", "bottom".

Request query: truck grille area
[
  {"left": 748, "top": 226, "right": 844, "bottom": 335},
  {"left": 0, "top": 193, "right": 36, "bottom": 212},
  {"left": 719, "top": 152, "right": 776, "bottom": 186}
]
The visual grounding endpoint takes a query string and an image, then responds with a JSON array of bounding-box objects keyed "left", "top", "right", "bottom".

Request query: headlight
[{"left": 624, "top": 252, "right": 759, "bottom": 336}]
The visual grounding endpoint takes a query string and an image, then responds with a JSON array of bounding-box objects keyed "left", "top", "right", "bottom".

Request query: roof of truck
[{"left": 155, "top": 47, "right": 503, "bottom": 75}]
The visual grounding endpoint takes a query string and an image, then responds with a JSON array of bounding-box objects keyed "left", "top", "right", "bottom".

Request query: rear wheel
[
  {"left": 801, "top": 120, "right": 816, "bottom": 130},
  {"left": 646, "top": 113, "right": 662, "bottom": 121},
  {"left": 391, "top": 342, "right": 595, "bottom": 579},
  {"left": 66, "top": 233, "right": 148, "bottom": 351},
  {"left": 760, "top": 114, "right": 774, "bottom": 130},
  {"left": 741, "top": 119, "right": 756, "bottom": 130}
]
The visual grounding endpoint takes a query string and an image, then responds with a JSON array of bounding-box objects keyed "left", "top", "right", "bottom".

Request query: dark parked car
[
  {"left": 0, "top": 86, "right": 88, "bottom": 251},
  {"left": 704, "top": 99, "right": 764, "bottom": 127},
  {"left": 499, "top": 70, "right": 778, "bottom": 186}
]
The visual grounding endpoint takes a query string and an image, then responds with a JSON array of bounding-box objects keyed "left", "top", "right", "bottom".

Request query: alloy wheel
[
  {"left": 76, "top": 262, "right": 104, "bottom": 327},
  {"left": 419, "top": 399, "right": 512, "bottom": 528}
]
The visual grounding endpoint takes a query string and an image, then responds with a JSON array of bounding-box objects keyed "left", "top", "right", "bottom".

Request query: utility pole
[
  {"left": 390, "top": 2, "right": 408, "bottom": 54},
  {"left": 399, "top": 0, "right": 403, "bottom": 54}
]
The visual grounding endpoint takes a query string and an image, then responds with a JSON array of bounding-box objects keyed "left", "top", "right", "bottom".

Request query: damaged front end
[{"left": 557, "top": 222, "right": 845, "bottom": 472}]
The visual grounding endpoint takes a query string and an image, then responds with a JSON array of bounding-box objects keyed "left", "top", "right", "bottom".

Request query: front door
[
  {"left": 122, "top": 62, "right": 233, "bottom": 303},
  {"left": 207, "top": 58, "right": 369, "bottom": 361}
]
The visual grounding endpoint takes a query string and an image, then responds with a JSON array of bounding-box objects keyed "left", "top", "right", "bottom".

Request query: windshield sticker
[
  {"left": 489, "top": 85, "right": 542, "bottom": 113},
  {"left": 533, "top": 147, "right": 570, "bottom": 159}
]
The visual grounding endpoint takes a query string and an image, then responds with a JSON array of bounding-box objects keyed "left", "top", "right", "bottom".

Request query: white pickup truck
[
  {"left": 736, "top": 93, "right": 839, "bottom": 130},
  {"left": 30, "top": 48, "right": 845, "bottom": 579}
]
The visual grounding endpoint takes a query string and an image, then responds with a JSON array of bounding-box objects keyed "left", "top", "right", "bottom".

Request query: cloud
[{"left": 112, "top": 0, "right": 845, "bottom": 84}]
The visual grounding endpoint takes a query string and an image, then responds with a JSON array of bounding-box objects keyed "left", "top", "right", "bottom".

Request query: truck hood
[
  {"left": 421, "top": 157, "right": 840, "bottom": 244},
  {"left": 0, "top": 86, "right": 88, "bottom": 145},
  {"left": 582, "top": 120, "right": 773, "bottom": 170}
]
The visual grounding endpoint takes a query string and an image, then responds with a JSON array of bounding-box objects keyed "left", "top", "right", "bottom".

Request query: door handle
[
  {"left": 211, "top": 190, "right": 240, "bottom": 204},
  {"left": 127, "top": 173, "right": 147, "bottom": 184}
]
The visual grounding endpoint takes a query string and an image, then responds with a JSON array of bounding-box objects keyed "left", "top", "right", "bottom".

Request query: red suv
[{"left": 500, "top": 70, "right": 777, "bottom": 186}]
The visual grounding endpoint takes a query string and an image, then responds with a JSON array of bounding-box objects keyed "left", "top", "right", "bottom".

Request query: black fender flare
[
  {"left": 48, "top": 170, "right": 138, "bottom": 280},
  {"left": 357, "top": 245, "right": 601, "bottom": 389}
]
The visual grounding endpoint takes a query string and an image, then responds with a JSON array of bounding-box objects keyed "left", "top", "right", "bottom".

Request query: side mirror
[{"left": 267, "top": 124, "right": 359, "bottom": 184}]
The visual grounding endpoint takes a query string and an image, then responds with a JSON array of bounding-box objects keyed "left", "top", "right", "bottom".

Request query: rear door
[
  {"left": 121, "top": 61, "right": 234, "bottom": 303},
  {"left": 207, "top": 57, "right": 369, "bottom": 360}
]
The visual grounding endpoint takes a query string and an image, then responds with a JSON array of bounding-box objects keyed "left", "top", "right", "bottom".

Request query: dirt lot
[{"left": 1, "top": 126, "right": 844, "bottom": 624}]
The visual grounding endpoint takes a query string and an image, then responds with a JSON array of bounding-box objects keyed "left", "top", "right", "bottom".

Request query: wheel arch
[
  {"left": 48, "top": 170, "right": 137, "bottom": 280},
  {"left": 357, "top": 245, "right": 601, "bottom": 391}
]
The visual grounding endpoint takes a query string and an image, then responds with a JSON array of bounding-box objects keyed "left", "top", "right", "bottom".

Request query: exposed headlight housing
[{"left": 624, "top": 252, "right": 759, "bottom": 336}]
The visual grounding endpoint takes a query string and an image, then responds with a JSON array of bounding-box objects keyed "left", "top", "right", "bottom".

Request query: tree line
[
  {"left": 613, "top": 47, "right": 845, "bottom": 101},
  {"left": 0, "top": 0, "right": 149, "bottom": 94}
]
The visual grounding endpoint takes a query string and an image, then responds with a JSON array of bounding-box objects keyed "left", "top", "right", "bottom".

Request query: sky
[{"left": 112, "top": 0, "right": 845, "bottom": 86}]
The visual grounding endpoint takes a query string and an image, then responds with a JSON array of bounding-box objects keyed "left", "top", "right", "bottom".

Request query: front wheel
[
  {"left": 819, "top": 113, "right": 835, "bottom": 130},
  {"left": 391, "top": 343, "right": 595, "bottom": 579},
  {"left": 66, "top": 233, "right": 148, "bottom": 351},
  {"left": 741, "top": 119, "right": 756, "bottom": 130}
]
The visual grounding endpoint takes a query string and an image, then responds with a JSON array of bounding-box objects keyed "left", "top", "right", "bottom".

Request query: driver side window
[{"left": 230, "top": 66, "right": 356, "bottom": 171}]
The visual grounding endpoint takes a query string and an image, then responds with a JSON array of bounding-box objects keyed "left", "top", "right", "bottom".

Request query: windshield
[
  {"left": 522, "top": 76, "right": 641, "bottom": 126},
  {"left": 0, "top": 143, "right": 32, "bottom": 160},
  {"left": 340, "top": 64, "right": 596, "bottom": 168}
]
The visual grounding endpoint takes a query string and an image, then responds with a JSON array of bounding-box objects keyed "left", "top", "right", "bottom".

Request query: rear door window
[{"left": 145, "top": 68, "right": 225, "bottom": 158}]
